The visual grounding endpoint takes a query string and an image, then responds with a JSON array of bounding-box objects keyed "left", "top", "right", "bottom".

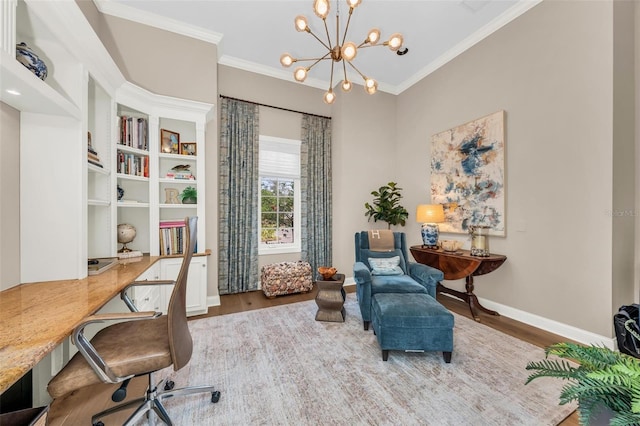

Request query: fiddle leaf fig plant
[{"left": 364, "top": 182, "right": 409, "bottom": 229}]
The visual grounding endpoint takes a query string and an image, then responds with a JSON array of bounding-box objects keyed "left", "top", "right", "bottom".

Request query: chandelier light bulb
[
  {"left": 295, "top": 15, "right": 308, "bottom": 32},
  {"left": 341, "top": 80, "right": 352, "bottom": 92},
  {"left": 280, "top": 53, "right": 294, "bottom": 67},
  {"left": 364, "top": 78, "right": 378, "bottom": 94},
  {"left": 313, "top": 0, "right": 330, "bottom": 19},
  {"left": 341, "top": 42, "right": 357, "bottom": 61},
  {"left": 366, "top": 28, "right": 380, "bottom": 45},
  {"left": 346, "top": 0, "right": 362, "bottom": 9},
  {"left": 323, "top": 90, "right": 336, "bottom": 104},
  {"left": 294, "top": 67, "right": 308, "bottom": 82},
  {"left": 387, "top": 33, "right": 404, "bottom": 51}
]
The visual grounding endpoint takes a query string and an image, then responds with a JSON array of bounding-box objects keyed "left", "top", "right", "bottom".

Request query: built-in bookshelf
[{"left": 87, "top": 76, "right": 116, "bottom": 259}]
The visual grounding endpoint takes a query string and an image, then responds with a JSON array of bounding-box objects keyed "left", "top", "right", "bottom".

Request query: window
[{"left": 259, "top": 136, "right": 301, "bottom": 254}]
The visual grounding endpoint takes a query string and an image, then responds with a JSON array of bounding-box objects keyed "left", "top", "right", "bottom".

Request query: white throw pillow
[{"left": 368, "top": 256, "right": 404, "bottom": 276}]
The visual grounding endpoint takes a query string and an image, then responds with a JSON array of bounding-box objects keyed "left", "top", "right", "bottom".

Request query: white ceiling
[{"left": 96, "top": 0, "right": 540, "bottom": 95}]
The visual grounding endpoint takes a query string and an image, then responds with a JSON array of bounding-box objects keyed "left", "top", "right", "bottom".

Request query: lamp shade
[{"left": 416, "top": 204, "right": 444, "bottom": 223}]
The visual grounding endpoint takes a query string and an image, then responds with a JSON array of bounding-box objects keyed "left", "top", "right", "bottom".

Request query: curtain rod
[{"left": 219, "top": 95, "right": 331, "bottom": 120}]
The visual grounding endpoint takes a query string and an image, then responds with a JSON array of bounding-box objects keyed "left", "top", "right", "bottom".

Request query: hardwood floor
[{"left": 48, "top": 285, "right": 579, "bottom": 425}]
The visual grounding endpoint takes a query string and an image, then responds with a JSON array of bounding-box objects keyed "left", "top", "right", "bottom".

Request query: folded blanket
[{"left": 368, "top": 229, "right": 394, "bottom": 252}]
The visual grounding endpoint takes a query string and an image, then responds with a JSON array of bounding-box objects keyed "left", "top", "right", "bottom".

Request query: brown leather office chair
[{"left": 47, "top": 217, "right": 219, "bottom": 425}]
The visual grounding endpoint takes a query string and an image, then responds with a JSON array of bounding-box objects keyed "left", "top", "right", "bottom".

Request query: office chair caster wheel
[
  {"left": 93, "top": 422, "right": 104, "bottom": 426},
  {"left": 164, "top": 380, "right": 175, "bottom": 391},
  {"left": 211, "top": 391, "right": 221, "bottom": 403}
]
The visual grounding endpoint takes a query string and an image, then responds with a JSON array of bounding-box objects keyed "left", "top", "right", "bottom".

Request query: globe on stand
[{"left": 117, "top": 223, "right": 137, "bottom": 253}]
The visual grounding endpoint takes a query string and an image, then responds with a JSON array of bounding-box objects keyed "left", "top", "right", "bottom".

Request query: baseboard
[
  {"left": 344, "top": 275, "right": 615, "bottom": 349},
  {"left": 207, "top": 295, "right": 221, "bottom": 307},
  {"left": 465, "top": 295, "right": 616, "bottom": 349}
]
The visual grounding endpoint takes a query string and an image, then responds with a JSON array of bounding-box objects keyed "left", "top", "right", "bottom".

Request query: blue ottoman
[{"left": 371, "top": 293, "right": 454, "bottom": 362}]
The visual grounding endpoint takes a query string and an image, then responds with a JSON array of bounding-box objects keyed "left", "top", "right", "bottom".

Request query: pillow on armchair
[
  {"left": 368, "top": 256, "right": 403, "bottom": 276},
  {"left": 359, "top": 248, "right": 408, "bottom": 274}
]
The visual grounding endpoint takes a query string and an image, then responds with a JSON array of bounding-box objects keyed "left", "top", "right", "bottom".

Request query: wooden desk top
[
  {"left": 410, "top": 246, "right": 506, "bottom": 281},
  {"left": 0, "top": 256, "right": 160, "bottom": 395}
]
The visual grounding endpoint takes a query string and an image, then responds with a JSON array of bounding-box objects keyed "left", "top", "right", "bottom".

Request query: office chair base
[{"left": 91, "top": 376, "right": 220, "bottom": 426}]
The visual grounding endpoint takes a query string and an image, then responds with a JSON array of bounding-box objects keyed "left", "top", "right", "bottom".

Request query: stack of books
[
  {"left": 165, "top": 171, "right": 195, "bottom": 180},
  {"left": 88, "top": 144, "right": 103, "bottom": 168}
]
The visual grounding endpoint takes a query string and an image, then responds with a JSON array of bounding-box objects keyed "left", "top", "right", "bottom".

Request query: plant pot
[{"left": 182, "top": 197, "right": 197, "bottom": 204}]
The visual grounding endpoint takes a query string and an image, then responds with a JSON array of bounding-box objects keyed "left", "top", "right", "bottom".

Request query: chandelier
[{"left": 280, "top": 0, "right": 405, "bottom": 104}]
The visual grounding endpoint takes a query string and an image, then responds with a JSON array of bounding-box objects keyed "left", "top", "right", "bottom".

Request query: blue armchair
[{"left": 353, "top": 231, "right": 444, "bottom": 330}]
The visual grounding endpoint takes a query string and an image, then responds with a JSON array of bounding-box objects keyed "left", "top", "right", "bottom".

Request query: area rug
[{"left": 152, "top": 294, "right": 576, "bottom": 425}]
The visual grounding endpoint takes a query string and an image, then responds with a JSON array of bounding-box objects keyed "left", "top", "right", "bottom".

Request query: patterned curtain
[
  {"left": 218, "top": 98, "right": 260, "bottom": 294},
  {"left": 300, "top": 114, "right": 332, "bottom": 275}
]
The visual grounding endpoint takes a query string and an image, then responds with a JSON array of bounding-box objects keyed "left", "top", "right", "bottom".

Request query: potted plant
[
  {"left": 180, "top": 186, "right": 197, "bottom": 204},
  {"left": 525, "top": 342, "right": 640, "bottom": 425},
  {"left": 364, "top": 182, "right": 409, "bottom": 229}
]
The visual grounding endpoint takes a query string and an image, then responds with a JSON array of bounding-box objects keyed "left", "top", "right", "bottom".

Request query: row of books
[
  {"left": 159, "top": 220, "right": 196, "bottom": 255},
  {"left": 118, "top": 115, "right": 148, "bottom": 151},
  {"left": 117, "top": 151, "right": 149, "bottom": 177}
]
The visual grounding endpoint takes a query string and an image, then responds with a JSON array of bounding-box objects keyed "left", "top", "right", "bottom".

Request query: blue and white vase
[
  {"left": 421, "top": 223, "right": 439, "bottom": 248},
  {"left": 16, "top": 42, "right": 48, "bottom": 80}
]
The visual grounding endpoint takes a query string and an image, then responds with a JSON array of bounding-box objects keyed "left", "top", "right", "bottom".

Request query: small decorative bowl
[
  {"left": 318, "top": 266, "right": 337, "bottom": 280},
  {"left": 440, "top": 240, "right": 463, "bottom": 252}
]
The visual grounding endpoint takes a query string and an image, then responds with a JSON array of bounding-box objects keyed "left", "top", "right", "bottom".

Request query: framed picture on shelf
[
  {"left": 180, "top": 142, "right": 197, "bottom": 156},
  {"left": 160, "top": 129, "right": 180, "bottom": 154}
]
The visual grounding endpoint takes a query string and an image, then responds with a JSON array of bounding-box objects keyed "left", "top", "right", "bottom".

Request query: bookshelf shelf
[
  {"left": 117, "top": 173, "right": 149, "bottom": 182},
  {"left": 88, "top": 164, "right": 109, "bottom": 175},
  {"left": 159, "top": 204, "right": 197, "bottom": 209},
  {"left": 88, "top": 199, "right": 110, "bottom": 207},
  {"left": 0, "top": 50, "right": 81, "bottom": 118},
  {"left": 117, "top": 202, "right": 150, "bottom": 208}
]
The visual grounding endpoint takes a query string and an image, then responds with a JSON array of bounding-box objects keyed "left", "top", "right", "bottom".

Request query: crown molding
[
  {"left": 218, "top": 55, "right": 328, "bottom": 92},
  {"left": 93, "top": 0, "right": 223, "bottom": 47},
  {"left": 396, "top": 0, "right": 543, "bottom": 94},
  {"left": 93, "top": 0, "right": 541, "bottom": 96}
]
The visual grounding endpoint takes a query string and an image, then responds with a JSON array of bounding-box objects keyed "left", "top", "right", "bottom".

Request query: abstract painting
[{"left": 430, "top": 110, "right": 505, "bottom": 236}]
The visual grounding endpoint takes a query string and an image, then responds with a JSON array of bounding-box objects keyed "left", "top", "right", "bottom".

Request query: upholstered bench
[
  {"left": 371, "top": 293, "right": 454, "bottom": 362},
  {"left": 261, "top": 261, "right": 313, "bottom": 298}
]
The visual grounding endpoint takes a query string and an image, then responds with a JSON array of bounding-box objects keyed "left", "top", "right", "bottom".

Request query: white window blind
[{"left": 259, "top": 137, "right": 300, "bottom": 178}]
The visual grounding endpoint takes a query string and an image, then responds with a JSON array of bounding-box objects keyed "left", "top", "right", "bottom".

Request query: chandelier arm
[
  {"left": 342, "top": 59, "right": 348, "bottom": 81},
  {"left": 341, "top": 7, "right": 355, "bottom": 46},
  {"left": 307, "top": 52, "right": 333, "bottom": 71},
  {"left": 329, "top": 58, "right": 335, "bottom": 89},
  {"left": 307, "top": 28, "right": 332, "bottom": 51},
  {"left": 346, "top": 60, "right": 366, "bottom": 80},
  {"left": 357, "top": 44, "right": 385, "bottom": 49},
  {"left": 294, "top": 56, "right": 334, "bottom": 63},
  {"left": 322, "top": 18, "right": 333, "bottom": 51}
]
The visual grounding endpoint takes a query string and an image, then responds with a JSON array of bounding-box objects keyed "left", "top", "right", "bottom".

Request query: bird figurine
[{"left": 171, "top": 164, "right": 191, "bottom": 172}]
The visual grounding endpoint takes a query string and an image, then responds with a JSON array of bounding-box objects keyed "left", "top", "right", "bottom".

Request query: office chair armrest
[
  {"left": 72, "top": 311, "right": 162, "bottom": 384},
  {"left": 121, "top": 279, "right": 176, "bottom": 312}
]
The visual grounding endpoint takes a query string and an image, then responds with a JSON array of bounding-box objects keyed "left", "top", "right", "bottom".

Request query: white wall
[
  {"left": 0, "top": 102, "right": 21, "bottom": 290},
  {"left": 397, "top": 0, "right": 626, "bottom": 338}
]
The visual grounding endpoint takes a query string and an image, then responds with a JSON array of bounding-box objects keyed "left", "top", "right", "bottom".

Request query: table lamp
[{"left": 416, "top": 204, "right": 445, "bottom": 249}]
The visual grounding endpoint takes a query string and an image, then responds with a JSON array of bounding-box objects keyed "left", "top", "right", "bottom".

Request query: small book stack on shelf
[
  {"left": 159, "top": 220, "right": 197, "bottom": 255},
  {"left": 87, "top": 132, "right": 103, "bottom": 168},
  {"left": 165, "top": 165, "right": 195, "bottom": 180}
]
